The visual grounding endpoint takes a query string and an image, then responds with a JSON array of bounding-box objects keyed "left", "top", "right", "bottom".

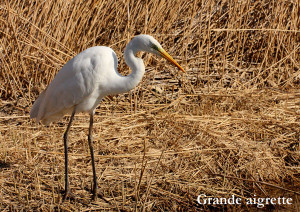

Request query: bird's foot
[
  {"left": 92, "top": 186, "right": 98, "bottom": 201},
  {"left": 62, "top": 189, "right": 76, "bottom": 202}
]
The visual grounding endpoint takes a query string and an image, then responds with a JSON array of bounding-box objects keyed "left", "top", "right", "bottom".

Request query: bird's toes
[
  {"left": 92, "top": 187, "right": 98, "bottom": 201},
  {"left": 62, "top": 190, "right": 76, "bottom": 202}
]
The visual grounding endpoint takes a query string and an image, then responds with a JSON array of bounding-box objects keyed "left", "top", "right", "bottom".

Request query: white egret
[{"left": 30, "top": 34, "right": 185, "bottom": 200}]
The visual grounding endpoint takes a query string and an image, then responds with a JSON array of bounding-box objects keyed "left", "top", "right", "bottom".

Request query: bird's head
[{"left": 131, "top": 34, "right": 186, "bottom": 73}]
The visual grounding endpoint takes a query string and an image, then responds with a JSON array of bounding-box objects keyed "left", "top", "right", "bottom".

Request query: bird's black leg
[
  {"left": 62, "top": 108, "right": 76, "bottom": 201},
  {"left": 88, "top": 110, "right": 98, "bottom": 200}
]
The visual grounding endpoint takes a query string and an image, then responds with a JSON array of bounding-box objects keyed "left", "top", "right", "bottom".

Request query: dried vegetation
[{"left": 0, "top": 0, "right": 299, "bottom": 211}]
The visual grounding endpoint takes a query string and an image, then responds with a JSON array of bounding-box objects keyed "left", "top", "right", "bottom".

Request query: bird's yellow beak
[{"left": 158, "top": 48, "right": 185, "bottom": 73}]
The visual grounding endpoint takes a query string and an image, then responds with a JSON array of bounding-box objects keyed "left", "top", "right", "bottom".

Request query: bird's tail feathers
[{"left": 30, "top": 90, "right": 46, "bottom": 120}]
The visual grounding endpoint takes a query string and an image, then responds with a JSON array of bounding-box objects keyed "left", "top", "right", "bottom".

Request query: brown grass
[{"left": 0, "top": 0, "right": 299, "bottom": 211}]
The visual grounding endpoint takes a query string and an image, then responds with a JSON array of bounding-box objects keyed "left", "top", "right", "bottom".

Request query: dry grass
[{"left": 0, "top": 0, "right": 299, "bottom": 211}]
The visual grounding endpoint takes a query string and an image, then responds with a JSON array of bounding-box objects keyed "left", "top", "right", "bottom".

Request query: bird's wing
[{"left": 32, "top": 46, "right": 117, "bottom": 124}]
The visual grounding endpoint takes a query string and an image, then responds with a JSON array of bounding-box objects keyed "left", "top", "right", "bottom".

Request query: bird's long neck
[
  {"left": 103, "top": 38, "right": 147, "bottom": 96},
  {"left": 123, "top": 40, "right": 146, "bottom": 91},
  {"left": 110, "top": 41, "right": 145, "bottom": 95}
]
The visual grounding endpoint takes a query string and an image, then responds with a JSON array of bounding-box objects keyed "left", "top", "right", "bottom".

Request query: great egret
[{"left": 30, "top": 34, "right": 185, "bottom": 200}]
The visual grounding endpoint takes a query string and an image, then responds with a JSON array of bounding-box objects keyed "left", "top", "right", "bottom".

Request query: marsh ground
[{"left": 0, "top": 0, "right": 299, "bottom": 211}]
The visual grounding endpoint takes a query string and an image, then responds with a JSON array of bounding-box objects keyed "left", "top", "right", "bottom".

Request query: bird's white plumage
[
  {"left": 30, "top": 35, "right": 185, "bottom": 125},
  {"left": 31, "top": 46, "right": 118, "bottom": 124}
]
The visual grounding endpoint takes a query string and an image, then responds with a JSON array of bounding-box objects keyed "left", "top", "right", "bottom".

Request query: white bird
[{"left": 30, "top": 34, "right": 185, "bottom": 200}]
